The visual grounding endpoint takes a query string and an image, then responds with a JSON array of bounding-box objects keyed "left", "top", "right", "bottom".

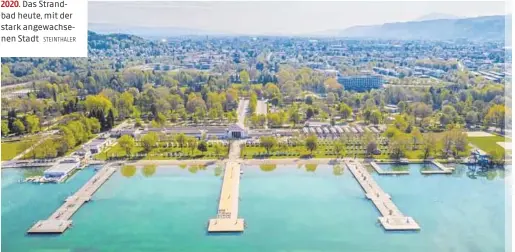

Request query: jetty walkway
[
  {"left": 420, "top": 160, "right": 453, "bottom": 174},
  {"left": 208, "top": 140, "right": 245, "bottom": 232},
  {"left": 345, "top": 160, "right": 420, "bottom": 231},
  {"left": 370, "top": 161, "right": 409, "bottom": 175},
  {"left": 27, "top": 164, "right": 118, "bottom": 234}
]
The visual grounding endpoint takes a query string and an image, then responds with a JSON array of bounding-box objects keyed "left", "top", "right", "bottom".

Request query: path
[
  {"left": 27, "top": 163, "right": 119, "bottom": 234},
  {"left": 208, "top": 140, "right": 245, "bottom": 232},
  {"left": 256, "top": 100, "right": 268, "bottom": 129},
  {"left": 345, "top": 160, "right": 420, "bottom": 231},
  {"left": 10, "top": 136, "right": 51, "bottom": 161},
  {"left": 237, "top": 99, "right": 249, "bottom": 127}
]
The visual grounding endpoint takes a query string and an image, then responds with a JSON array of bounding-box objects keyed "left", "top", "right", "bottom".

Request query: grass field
[
  {"left": 241, "top": 145, "right": 428, "bottom": 159},
  {"left": 1, "top": 137, "right": 38, "bottom": 161},
  {"left": 95, "top": 144, "right": 229, "bottom": 160},
  {"left": 467, "top": 135, "right": 511, "bottom": 155}
]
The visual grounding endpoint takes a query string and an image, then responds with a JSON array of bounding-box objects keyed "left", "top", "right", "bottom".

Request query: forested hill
[
  {"left": 1, "top": 32, "right": 166, "bottom": 86},
  {"left": 88, "top": 31, "right": 147, "bottom": 50},
  {"left": 340, "top": 15, "right": 508, "bottom": 41}
]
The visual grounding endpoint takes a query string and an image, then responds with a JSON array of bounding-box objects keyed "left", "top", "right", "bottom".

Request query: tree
[
  {"left": 12, "top": 119, "right": 25, "bottom": 135},
  {"left": 465, "top": 111, "right": 479, "bottom": 126},
  {"left": 339, "top": 102, "right": 352, "bottom": 119},
  {"left": 389, "top": 134, "right": 408, "bottom": 160},
  {"left": 187, "top": 137, "right": 198, "bottom": 156},
  {"left": 411, "top": 127, "right": 423, "bottom": 150},
  {"left": 38, "top": 139, "right": 58, "bottom": 158},
  {"left": 249, "top": 92, "right": 258, "bottom": 114},
  {"left": 1, "top": 120, "right": 9, "bottom": 136},
  {"left": 118, "top": 135, "right": 135, "bottom": 157},
  {"left": 369, "top": 110, "right": 382, "bottom": 125},
  {"left": 366, "top": 141, "right": 378, "bottom": 157},
  {"left": 306, "top": 107, "right": 315, "bottom": 120},
  {"left": 85, "top": 95, "right": 113, "bottom": 114},
  {"left": 305, "top": 96, "right": 313, "bottom": 105},
  {"left": 411, "top": 102, "right": 432, "bottom": 126},
  {"left": 421, "top": 133, "right": 436, "bottom": 160},
  {"left": 240, "top": 70, "right": 250, "bottom": 84},
  {"left": 305, "top": 134, "right": 318, "bottom": 155},
  {"left": 117, "top": 91, "right": 134, "bottom": 119},
  {"left": 489, "top": 149, "right": 505, "bottom": 166},
  {"left": 485, "top": 104, "right": 508, "bottom": 132},
  {"left": 141, "top": 132, "right": 158, "bottom": 152},
  {"left": 60, "top": 126, "right": 76, "bottom": 153},
  {"left": 333, "top": 140, "right": 346, "bottom": 157},
  {"left": 197, "top": 141, "right": 208, "bottom": 155},
  {"left": 134, "top": 118, "right": 143, "bottom": 128},
  {"left": 260, "top": 136, "right": 277, "bottom": 155},
  {"left": 175, "top": 133, "right": 186, "bottom": 149},
  {"left": 106, "top": 109, "right": 115, "bottom": 130},
  {"left": 24, "top": 114, "right": 40, "bottom": 134},
  {"left": 152, "top": 113, "right": 167, "bottom": 128},
  {"left": 441, "top": 132, "right": 453, "bottom": 158},
  {"left": 453, "top": 130, "right": 468, "bottom": 156},
  {"left": 213, "top": 143, "right": 223, "bottom": 158}
]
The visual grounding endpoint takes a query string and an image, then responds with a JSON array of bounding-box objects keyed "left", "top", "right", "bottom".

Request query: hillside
[{"left": 339, "top": 15, "right": 508, "bottom": 41}]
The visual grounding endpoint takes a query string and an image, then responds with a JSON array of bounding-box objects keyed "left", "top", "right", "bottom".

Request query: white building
[
  {"left": 227, "top": 123, "right": 247, "bottom": 139},
  {"left": 44, "top": 157, "right": 81, "bottom": 180}
]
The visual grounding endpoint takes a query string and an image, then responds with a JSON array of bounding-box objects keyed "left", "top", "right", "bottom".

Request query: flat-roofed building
[
  {"left": 44, "top": 158, "right": 81, "bottom": 180},
  {"left": 337, "top": 75, "right": 383, "bottom": 92},
  {"left": 86, "top": 138, "right": 114, "bottom": 154},
  {"left": 384, "top": 104, "right": 399, "bottom": 113}
]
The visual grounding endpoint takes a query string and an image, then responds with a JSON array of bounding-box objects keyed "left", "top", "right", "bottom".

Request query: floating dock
[
  {"left": 27, "top": 164, "right": 117, "bottom": 234},
  {"left": 345, "top": 160, "right": 420, "bottom": 231},
  {"left": 420, "top": 160, "right": 453, "bottom": 175},
  {"left": 208, "top": 161, "right": 244, "bottom": 232},
  {"left": 370, "top": 162, "right": 409, "bottom": 175}
]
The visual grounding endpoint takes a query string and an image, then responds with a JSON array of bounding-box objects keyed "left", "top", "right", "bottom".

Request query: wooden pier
[
  {"left": 345, "top": 160, "right": 420, "bottom": 231},
  {"left": 27, "top": 164, "right": 118, "bottom": 234},
  {"left": 420, "top": 160, "right": 453, "bottom": 175},
  {"left": 370, "top": 162, "right": 410, "bottom": 175},
  {"left": 208, "top": 161, "right": 244, "bottom": 232}
]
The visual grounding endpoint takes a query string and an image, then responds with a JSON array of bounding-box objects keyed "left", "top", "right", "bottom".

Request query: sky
[{"left": 89, "top": 1, "right": 509, "bottom": 35}]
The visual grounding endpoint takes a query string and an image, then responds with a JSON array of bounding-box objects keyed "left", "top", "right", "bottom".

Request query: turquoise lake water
[{"left": 1, "top": 163, "right": 509, "bottom": 252}]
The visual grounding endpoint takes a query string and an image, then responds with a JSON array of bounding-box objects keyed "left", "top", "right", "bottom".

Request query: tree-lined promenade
[
  {"left": 96, "top": 133, "right": 229, "bottom": 161},
  {"left": 241, "top": 126, "right": 481, "bottom": 161}
]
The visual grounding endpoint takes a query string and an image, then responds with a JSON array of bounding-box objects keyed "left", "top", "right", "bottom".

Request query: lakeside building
[
  {"left": 43, "top": 157, "right": 81, "bottom": 182},
  {"left": 337, "top": 75, "right": 383, "bottom": 92},
  {"left": 109, "top": 123, "right": 248, "bottom": 140},
  {"left": 85, "top": 137, "right": 114, "bottom": 154}
]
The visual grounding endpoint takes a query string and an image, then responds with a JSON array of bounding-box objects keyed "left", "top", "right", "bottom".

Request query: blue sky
[{"left": 89, "top": 1, "right": 508, "bottom": 35}]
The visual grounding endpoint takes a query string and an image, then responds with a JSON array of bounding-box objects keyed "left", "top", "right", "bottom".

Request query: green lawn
[
  {"left": 468, "top": 136, "right": 511, "bottom": 155},
  {"left": 95, "top": 144, "right": 229, "bottom": 160},
  {"left": 1, "top": 137, "right": 38, "bottom": 161},
  {"left": 241, "top": 145, "right": 428, "bottom": 159},
  {"left": 1, "top": 141, "right": 27, "bottom": 161},
  {"left": 241, "top": 139, "right": 467, "bottom": 160}
]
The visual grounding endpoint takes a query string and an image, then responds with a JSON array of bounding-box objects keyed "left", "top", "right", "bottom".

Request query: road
[
  {"left": 256, "top": 100, "right": 267, "bottom": 115},
  {"left": 237, "top": 99, "right": 249, "bottom": 127},
  {"left": 256, "top": 100, "right": 268, "bottom": 129},
  {"left": 1, "top": 78, "right": 49, "bottom": 91},
  {"left": 229, "top": 140, "right": 243, "bottom": 160}
]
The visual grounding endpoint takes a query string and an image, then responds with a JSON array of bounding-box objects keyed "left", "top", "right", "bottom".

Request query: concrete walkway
[
  {"left": 208, "top": 140, "right": 245, "bottom": 232},
  {"left": 28, "top": 163, "right": 119, "bottom": 234},
  {"left": 345, "top": 160, "right": 420, "bottom": 231}
]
